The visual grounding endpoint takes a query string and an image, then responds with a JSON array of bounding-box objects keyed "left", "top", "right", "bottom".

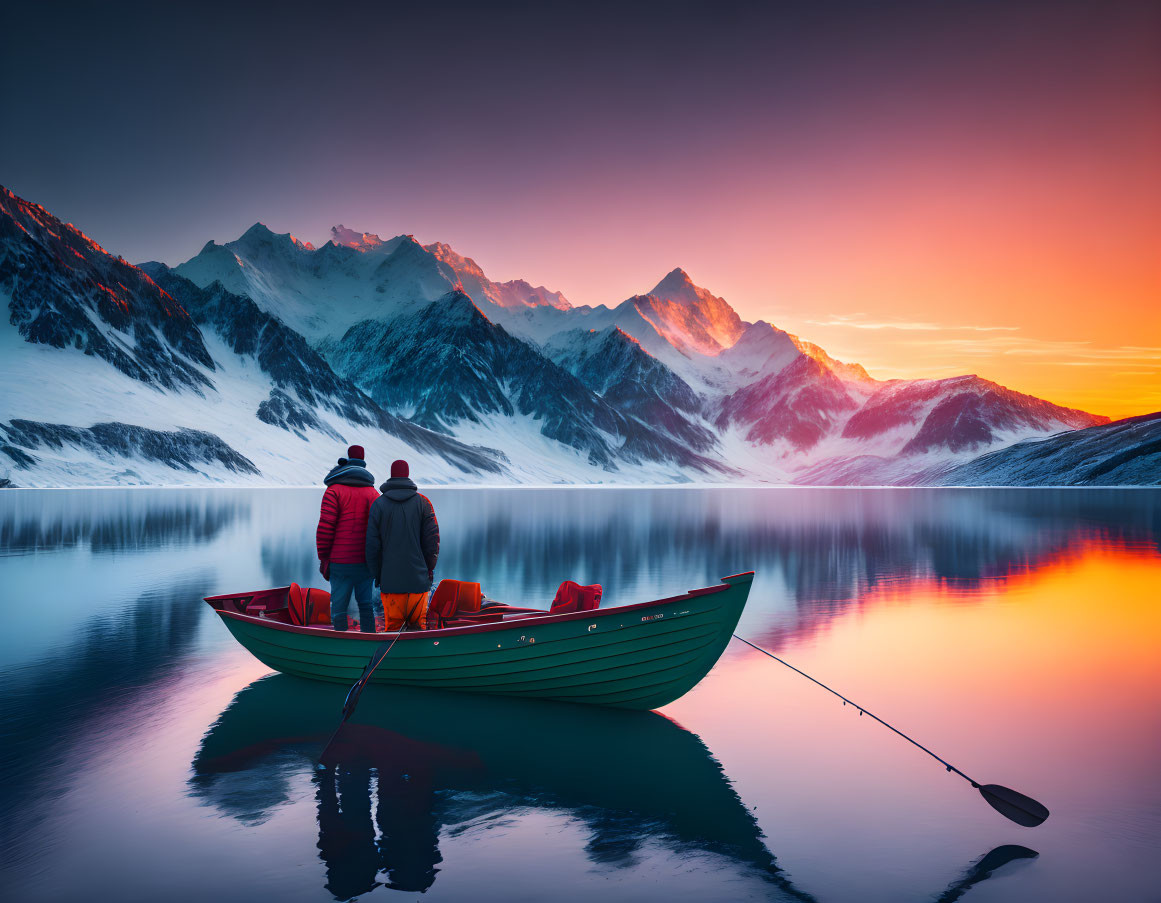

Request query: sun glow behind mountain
[{"left": 2, "top": 1, "right": 1158, "bottom": 419}]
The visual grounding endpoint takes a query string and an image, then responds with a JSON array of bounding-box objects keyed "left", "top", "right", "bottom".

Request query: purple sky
[{"left": 2, "top": 0, "right": 1158, "bottom": 415}]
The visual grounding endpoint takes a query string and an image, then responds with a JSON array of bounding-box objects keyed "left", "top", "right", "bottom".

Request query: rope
[{"left": 731, "top": 634, "right": 979, "bottom": 788}]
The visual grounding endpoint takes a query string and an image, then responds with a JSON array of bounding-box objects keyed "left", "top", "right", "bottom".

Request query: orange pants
[{"left": 380, "top": 591, "right": 429, "bottom": 631}]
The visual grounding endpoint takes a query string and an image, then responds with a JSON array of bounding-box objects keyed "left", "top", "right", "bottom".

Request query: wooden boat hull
[{"left": 209, "top": 572, "right": 753, "bottom": 710}]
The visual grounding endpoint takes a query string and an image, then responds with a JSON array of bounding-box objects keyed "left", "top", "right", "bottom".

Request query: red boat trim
[
  {"left": 204, "top": 586, "right": 292, "bottom": 603},
  {"left": 210, "top": 580, "right": 732, "bottom": 641}
]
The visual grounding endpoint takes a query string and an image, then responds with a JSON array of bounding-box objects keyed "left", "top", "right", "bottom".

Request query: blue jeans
[{"left": 329, "top": 562, "right": 375, "bottom": 632}]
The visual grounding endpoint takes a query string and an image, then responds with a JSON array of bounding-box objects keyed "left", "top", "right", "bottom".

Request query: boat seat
[
  {"left": 287, "top": 583, "right": 332, "bottom": 626},
  {"left": 550, "top": 581, "right": 602, "bottom": 614},
  {"left": 427, "top": 579, "right": 482, "bottom": 630}
]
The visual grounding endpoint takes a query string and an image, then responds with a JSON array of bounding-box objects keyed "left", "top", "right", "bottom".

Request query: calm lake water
[{"left": 1, "top": 487, "right": 1159, "bottom": 902}]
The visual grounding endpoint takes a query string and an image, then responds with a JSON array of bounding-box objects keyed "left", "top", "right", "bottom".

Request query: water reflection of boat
[
  {"left": 191, "top": 674, "right": 816, "bottom": 901},
  {"left": 204, "top": 572, "right": 753, "bottom": 710}
]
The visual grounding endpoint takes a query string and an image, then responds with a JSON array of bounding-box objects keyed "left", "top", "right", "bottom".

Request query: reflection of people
[
  {"left": 315, "top": 760, "right": 441, "bottom": 896},
  {"left": 316, "top": 445, "right": 380, "bottom": 632},
  {"left": 365, "top": 459, "right": 440, "bottom": 630},
  {"left": 191, "top": 677, "right": 807, "bottom": 899},
  {"left": 194, "top": 676, "right": 1040, "bottom": 903},
  {"left": 315, "top": 766, "right": 378, "bottom": 900}
]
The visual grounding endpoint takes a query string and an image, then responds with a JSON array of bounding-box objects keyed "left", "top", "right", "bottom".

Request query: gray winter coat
[{"left": 364, "top": 477, "right": 440, "bottom": 593}]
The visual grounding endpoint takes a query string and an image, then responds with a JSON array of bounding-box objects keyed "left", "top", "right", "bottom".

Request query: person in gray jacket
[{"left": 364, "top": 459, "right": 440, "bottom": 630}]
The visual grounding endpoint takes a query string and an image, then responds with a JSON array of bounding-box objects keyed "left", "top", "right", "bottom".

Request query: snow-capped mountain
[
  {"left": 321, "top": 292, "right": 725, "bottom": 475},
  {"left": 717, "top": 354, "right": 862, "bottom": 452},
  {"left": 788, "top": 374, "right": 1110, "bottom": 486},
  {"left": 630, "top": 268, "right": 746, "bottom": 355},
  {"left": 544, "top": 326, "right": 716, "bottom": 454},
  {"left": 141, "top": 265, "right": 503, "bottom": 474},
  {"left": 0, "top": 187, "right": 506, "bottom": 485},
  {"left": 922, "top": 411, "right": 1161, "bottom": 486},
  {"left": 0, "top": 184, "right": 1139, "bottom": 487},
  {"left": 174, "top": 225, "right": 453, "bottom": 343},
  {"left": 0, "top": 187, "right": 214, "bottom": 393},
  {"left": 423, "top": 241, "right": 571, "bottom": 311},
  {"left": 330, "top": 225, "right": 571, "bottom": 311}
]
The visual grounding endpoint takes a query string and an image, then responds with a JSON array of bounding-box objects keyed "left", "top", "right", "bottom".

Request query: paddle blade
[
  {"left": 974, "top": 844, "right": 1039, "bottom": 872},
  {"left": 978, "top": 784, "right": 1050, "bottom": 827}
]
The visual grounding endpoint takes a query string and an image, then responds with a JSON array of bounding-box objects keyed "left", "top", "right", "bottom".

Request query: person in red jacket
[{"left": 316, "top": 445, "right": 380, "bottom": 631}]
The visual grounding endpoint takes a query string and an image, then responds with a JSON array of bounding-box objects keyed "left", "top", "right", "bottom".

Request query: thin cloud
[
  {"left": 920, "top": 336, "right": 1161, "bottom": 362},
  {"left": 807, "top": 314, "right": 1018, "bottom": 332}
]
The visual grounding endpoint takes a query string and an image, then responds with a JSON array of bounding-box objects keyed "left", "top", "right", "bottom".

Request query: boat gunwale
[{"left": 209, "top": 573, "right": 752, "bottom": 642}]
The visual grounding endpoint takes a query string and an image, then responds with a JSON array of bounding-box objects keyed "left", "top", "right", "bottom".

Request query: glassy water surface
[{"left": 1, "top": 488, "right": 1159, "bottom": 902}]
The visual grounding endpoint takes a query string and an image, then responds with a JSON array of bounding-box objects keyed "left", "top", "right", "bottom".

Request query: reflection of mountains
[
  {"left": 0, "top": 577, "right": 209, "bottom": 862},
  {"left": 7, "top": 488, "right": 1155, "bottom": 589},
  {"left": 191, "top": 676, "right": 818, "bottom": 902},
  {"left": 260, "top": 488, "right": 1161, "bottom": 637},
  {"left": 451, "top": 488, "right": 1160, "bottom": 588},
  {"left": 0, "top": 489, "right": 246, "bottom": 552}
]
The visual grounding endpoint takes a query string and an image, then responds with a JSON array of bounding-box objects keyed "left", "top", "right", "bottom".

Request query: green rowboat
[{"left": 205, "top": 571, "right": 753, "bottom": 710}]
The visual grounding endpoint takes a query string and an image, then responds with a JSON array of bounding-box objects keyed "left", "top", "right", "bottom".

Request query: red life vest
[{"left": 549, "top": 580, "right": 602, "bottom": 614}]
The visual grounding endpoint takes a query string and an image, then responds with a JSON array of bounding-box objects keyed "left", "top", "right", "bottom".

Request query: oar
[
  {"left": 316, "top": 594, "right": 428, "bottom": 766},
  {"left": 732, "top": 634, "right": 1050, "bottom": 827}
]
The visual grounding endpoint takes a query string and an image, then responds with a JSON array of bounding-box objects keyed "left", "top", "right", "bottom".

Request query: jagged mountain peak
[
  {"left": 436, "top": 288, "right": 491, "bottom": 323},
  {"left": 240, "top": 222, "right": 273, "bottom": 241},
  {"left": 330, "top": 224, "right": 385, "bottom": 249},
  {"left": 381, "top": 233, "right": 434, "bottom": 266},
  {"left": 651, "top": 266, "right": 697, "bottom": 295},
  {"left": 235, "top": 222, "right": 315, "bottom": 252},
  {"left": 631, "top": 268, "right": 746, "bottom": 355},
  {"left": 603, "top": 325, "right": 642, "bottom": 346},
  {"left": 368, "top": 289, "right": 498, "bottom": 337},
  {"left": 0, "top": 185, "right": 215, "bottom": 395},
  {"left": 424, "top": 241, "right": 480, "bottom": 274},
  {"left": 1, "top": 185, "right": 117, "bottom": 262},
  {"left": 8, "top": 182, "right": 1138, "bottom": 488},
  {"left": 425, "top": 241, "right": 572, "bottom": 311},
  {"left": 790, "top": 337, "right": 874, "bottom": 384}
]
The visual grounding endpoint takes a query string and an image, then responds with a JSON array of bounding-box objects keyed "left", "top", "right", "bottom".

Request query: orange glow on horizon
[{"left": 670, "top": 540, "right": 1161, "bottom": 811}]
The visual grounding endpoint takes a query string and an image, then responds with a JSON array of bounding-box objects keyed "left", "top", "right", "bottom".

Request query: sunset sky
[{"left": 2, "top": 0, "right": 1158, "bottom": 417}]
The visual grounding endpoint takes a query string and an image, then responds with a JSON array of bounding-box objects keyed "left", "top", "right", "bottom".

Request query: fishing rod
[{"left": 732, "top": 634, "right": 1050, "bottom": 827}]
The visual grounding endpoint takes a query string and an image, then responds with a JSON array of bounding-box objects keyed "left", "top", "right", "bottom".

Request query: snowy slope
[
  {"left": 0, "top": 186, "right": 214, "bottom": 392},
  {"left": 322, "top": 291, "right": 727, "bottom": 475},
  {"left": 545, "top": 326, "right": 716, "bottom": 453},
  {"left": 0, "top": 293, "right": 505, "bottom": 486},
  {"left": 631, "top": 268, "right": 747, "bottom": 355},
  {"left": 175, "top": 226, "right": 453, "bottom": 343},
  {"left": 0, "top": 191, "right": 512, "bottom": 486},
  {"left": 923, "top": 412, "right": 1161, "bottom": 486},
  {"left": 2, "top": 185, "right": 1143, "bottom": 487},
  {"left": 788, "top": 376, "right": 1113, "bottom": 485},
  {"left": 424, "top": 241, "right": 571, "bottom": 310}
]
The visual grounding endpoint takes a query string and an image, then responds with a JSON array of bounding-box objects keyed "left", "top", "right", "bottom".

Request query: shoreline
[{"left": 1, "top": 483, "right": 1158, "bottom": 492}]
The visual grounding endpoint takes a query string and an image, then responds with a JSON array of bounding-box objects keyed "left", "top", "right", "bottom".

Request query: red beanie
[
  {"left": 347, "top": 445, "right": 365, "bottom": 460},
  {"left": 390, "top": 459, "right": 409, "bottom": 479}
]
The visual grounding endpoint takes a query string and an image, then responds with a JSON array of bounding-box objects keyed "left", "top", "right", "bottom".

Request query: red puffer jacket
[{"left": 316, "top": 483, "right": 381, "bottom": 564}]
